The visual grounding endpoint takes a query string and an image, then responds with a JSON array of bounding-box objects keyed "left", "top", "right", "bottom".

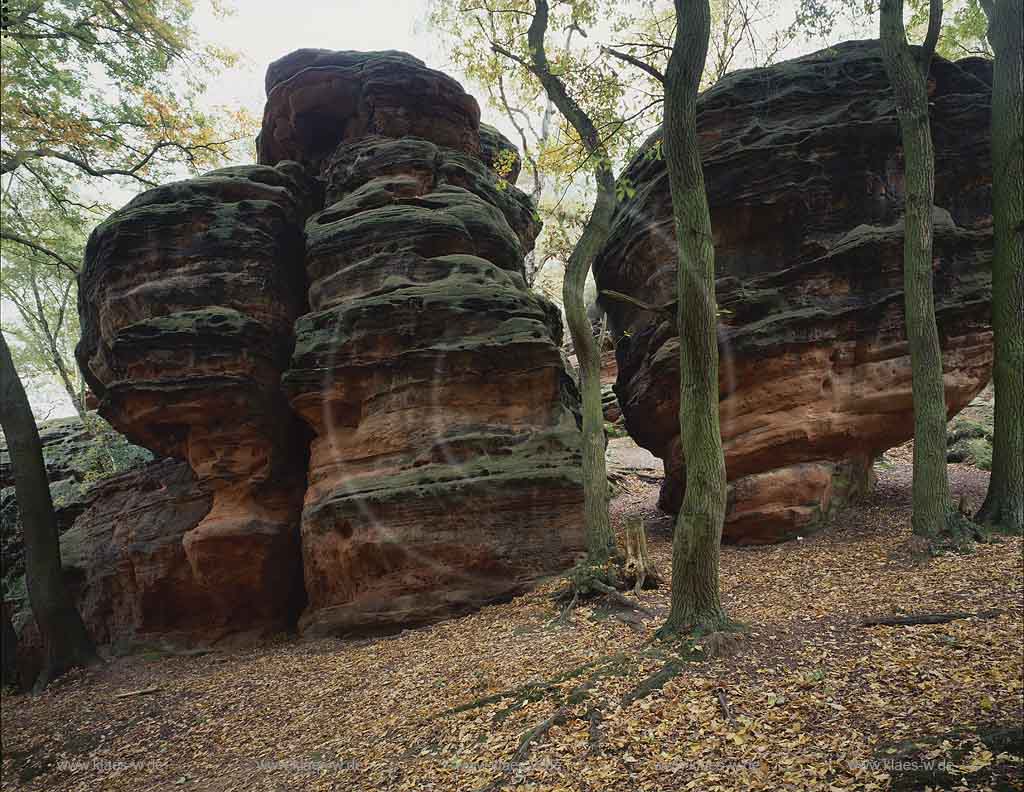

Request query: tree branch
[
  {"left": 920, "top": 0, "right": 943, "bottom": 65},
  {"left": 0, "top": 232, "right": 80, "bottom": 275},
  {"left": 602, "top": 47, "right": 665, "bottom": 83}
]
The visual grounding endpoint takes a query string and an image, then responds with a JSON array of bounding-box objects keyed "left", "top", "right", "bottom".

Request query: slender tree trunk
[
  {"left": 659, "top": 0, "right": 730, "bottom": 636},
  {"left": 52, "top": 349, "right": 87, "bottom": 422},
  {"left": 563, "top": 174, "right": 617, "bottom": 562},
  {"left": 517, "top": 0, "right": 616, "bottom": 563},
  {"left": 0, "top": 332, "right": 99, "bottom": 690},
  {"left": 880, "top": 0, "right": 968, "bottom": 544},
  {"left": 977, "top": 0, "right": 1024, "bottom": 534}
]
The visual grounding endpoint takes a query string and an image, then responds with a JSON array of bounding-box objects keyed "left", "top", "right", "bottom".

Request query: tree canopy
[{"left": 1, "top": 0, "right": 255, "bottom": 415}]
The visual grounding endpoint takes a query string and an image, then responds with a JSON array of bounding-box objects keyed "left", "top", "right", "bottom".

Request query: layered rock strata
[
  {"left": 73, "top": 50, "right": 584, "bottom": 643},
  {"left": 594, "top": 41, "right": 993, "bottom": 543},
  {"left": 76, "top": 163, "right": 319, "bottom": 632},
  {"left": 268, "top": 53, "right": 582, "bottom": 635}
]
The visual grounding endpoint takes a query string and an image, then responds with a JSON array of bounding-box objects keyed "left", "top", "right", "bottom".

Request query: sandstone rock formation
[
  {"left": 594, "top": 41, "right": 994, "bottom": 544},
  {"left": 1, "top": 416, "right": 150, "bottom": 605},
  {"left": 264, "top": 52, "right": 580, "bottom": 635},
  {"left": 73, "top": 49, "right": 584, "bottom": 644},
  {"left": 58, "top": 459, "right": 221, "bottom": 649},
  {"left": 77, "top": 163, "right": 320, "bottom": 635}
]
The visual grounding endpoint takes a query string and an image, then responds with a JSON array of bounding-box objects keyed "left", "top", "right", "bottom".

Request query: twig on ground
[
  {"left": 114, "top": 686, "right": 161, "bottom": 699},
  {"left": 715, "top": 686, "right": 736, "bottom": 726}
]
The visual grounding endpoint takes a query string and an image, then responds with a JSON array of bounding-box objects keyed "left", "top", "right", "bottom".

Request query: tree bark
[
  {"left": 0, "top": 332, "right": 99, "bottom": 690},
  {"left": 977, "top": 0, "right": 1024, "bottom": 534},
  {"left": 880, "top": 0, "right": 966, "bottom": 543},
  {"left": 2, "top": 602, "right": 19, "bottom": 690},
  {"left": 519, "top": 0, "right": 616, "bottom": 563},
  {"left": 659, "top": 0, "right": 730, "bottom": 636}
]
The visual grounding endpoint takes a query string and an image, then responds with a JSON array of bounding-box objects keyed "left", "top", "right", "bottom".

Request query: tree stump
[{"left": 624, "top": 516, "right": 662, "bottom": 593}]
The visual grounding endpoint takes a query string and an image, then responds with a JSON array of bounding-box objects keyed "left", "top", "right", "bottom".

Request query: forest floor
[{"left": 1, "top": 451, "right": 1021, "bottom": 792}]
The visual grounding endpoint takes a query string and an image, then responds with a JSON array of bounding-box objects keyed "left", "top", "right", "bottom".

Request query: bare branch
[
  {"left": 0, "top": 232, "right": 80, "bottom": 275},
  {"left": 602, "top": 47, "right": 665, "bottom": 83}
]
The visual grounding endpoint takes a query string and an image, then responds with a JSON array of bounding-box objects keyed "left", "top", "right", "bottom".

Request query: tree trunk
[
  {"left": 522, "top": 0, "right": 616, "bottom": 563},
  {"left": 0, "top": 332, "right": 99, "bottom": 690},
  {"left": 880, "top": 0, "right": 967, "bottom": 544},
  {"left": 563, "top": 176, "right": 617, "bottom": 563},
  {"left": 659, "top": 0, "right": 730, "bottom": 637},
  {"left": 2, "top": 602, "right": 18, "bottom": 690},
  {"left": 977, "top": 0, "right": 1024, "bottom": 534}
]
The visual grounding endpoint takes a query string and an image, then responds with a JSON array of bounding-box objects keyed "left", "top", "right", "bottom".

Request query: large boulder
[
  {"left": 76, "top": 163, "right": 320, "bottom": 634},
  {"left": 275, "top": 59, "right": 582, "bottom": 636},
  {"left": 593, "top": 40, "right": 993, "bottom": 544},
  {"left": 258, "top": 49, "right": 481, "bottom": 171},
  {"left": 72, "top": 49, "right": 584, "bottom": 645}
]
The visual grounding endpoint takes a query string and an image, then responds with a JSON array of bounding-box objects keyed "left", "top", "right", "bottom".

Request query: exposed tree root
[
  {"left": 876, "top": 723, "right": 1024, "bottom": 791},
  {"left": 440, "top": 654, "right": 627, "bottom": 719},
  {"left": 454, "top": 643, "right": 721, "bottom": 790},
  {"left": 859, "top": 609, "right": 1002, "bottom": 628},
  {"left": 928, "top": 509, "right": 990, "bottom": 554},
  {"left": 697, "top": 629, "right": 745, "bottom": 658},
  {"left": 589, "top": 580, "right": 654, "bottom": 617},
  {"left": 512, "top": 705, "right": 569, "bottom": 763},
  {"left": 620, "top": 657, "right": 687, "bottom": 707},
  {"left": 654, "top": 614, "right": 746, "bottom": 647},
  {"left": 552, "top": 556, "right": 658, "bottom": 627}
]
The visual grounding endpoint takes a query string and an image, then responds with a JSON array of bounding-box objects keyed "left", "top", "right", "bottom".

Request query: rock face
[
  {"left": 267, "top": 54, "right": 580, "bottom": 635},
  {"left": 76, "top": 163, "right": 321, "bottom": 635},
  {"left": 58, "top": 459, "right": 223, "bottom": 649},
  {"left": 1, "top": 416, "right": 150, "bottom": 604},
  {"left": 258, "top": 49, "right": 481, "bottom": 171},
  {"left": 594, "top": 41, "right": 993, "bottom": 544},
  {"left": 73, "top": 49, "right": 583, "bottom": 645}
]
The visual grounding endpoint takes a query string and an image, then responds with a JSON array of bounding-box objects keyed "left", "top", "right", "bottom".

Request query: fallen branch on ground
[
  {"left": 114, "top": 686, "right": 161, "bottom": 699},
  {"left": 859, "top": 609, "right": 1001, "bottom": 627}
]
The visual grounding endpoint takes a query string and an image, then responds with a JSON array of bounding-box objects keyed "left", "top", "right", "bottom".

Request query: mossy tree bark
[
  {"left": 0, "top": 332, "right": 100, "bottom": 691},
  {"left": 977, "top": 0, "right": 1024, "bottom": 534},
  {"left": 658, "top": 0, "right": 730, "bottom": 636},
  {"left": 880, "top": 0, "right": 969, "bottom": 544},
  {"left": 497, "top": 0, "right": 615, "bottom": 563}
]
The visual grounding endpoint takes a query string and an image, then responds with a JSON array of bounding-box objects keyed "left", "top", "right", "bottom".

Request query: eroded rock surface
[
  {"left": 73, "top": 49, "right": 583, "bottom": 644},
  {"left": 76, "top": 163, "right": 319, "bottom": 633},
  {"left": 271, "top": 55, "right": 582, "bottom": 635},
  {"left": 1, "top": 416, "right": 150, "bottom": 607},
  {"left": 594, "top": 41, "right": 993, "bottom": 544},
  {"left": 258, "top": 49, "right": 481, "bottom": 171},
  {"left": 57, "top": 459, "right": 230, "bottom": 649}
]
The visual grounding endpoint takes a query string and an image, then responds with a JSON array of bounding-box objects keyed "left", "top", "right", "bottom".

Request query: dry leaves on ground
[{"left": 2, "top": 460, "right": 1021, "bottom": 791}]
